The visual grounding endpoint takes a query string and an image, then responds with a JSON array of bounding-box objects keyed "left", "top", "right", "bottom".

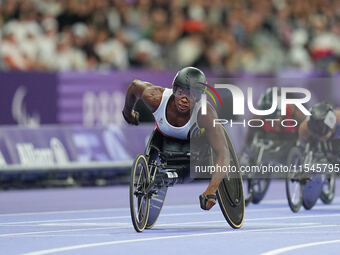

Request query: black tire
[
  {"left": 216, "top": 127, "right": 245, "bottom": 229},
  {"left": 320, "top": 175, "right": 336, "bottom": 204},
  {"left": 251, "top": 179, "right": 271, "bottom": 204},
  {"left": 130, "top": 154, "right": 150, "bottom": 232},
  {"left": 285, "top": 147, "right": 304, "bottom": 213}
]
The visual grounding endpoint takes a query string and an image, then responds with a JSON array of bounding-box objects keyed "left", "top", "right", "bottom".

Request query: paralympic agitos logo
[{"left": 199, "top": 85, "right": 312, "bottom": 128}]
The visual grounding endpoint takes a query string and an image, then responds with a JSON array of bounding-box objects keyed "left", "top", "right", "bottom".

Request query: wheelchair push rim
[{"left": 130, "top": 154, "right": 151, "bottom": 232}]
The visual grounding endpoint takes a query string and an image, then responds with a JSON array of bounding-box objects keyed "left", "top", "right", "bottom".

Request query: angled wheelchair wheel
[
  {"left": 145, "top": 129, "right": 168, "bottom": 229},
  {"left": 145, "top": 185, "right": 167, "bottom": 229},
  {"left": 130, "top": 154, "right": 150, "bottom": 232},
  {"left": 251, "top": 145, "right": 270, "bottom": 205},
  {"left": 251, "top": 179, "right": 271, "bottom": 204},
  {"left": 320, "top": 175, "right": 336, "bottom": 204},
  {"left": 145, "top": 147, "right": 168, "bottom": 229},
  {"left": 303, "top": 175, "right": 323, "bottom": 210},
  {"left": 216, "top": 128, "right": 245, "bottom": 229},
  {"left": 285, "top": 147, "right": 304, "bottom": 213}
]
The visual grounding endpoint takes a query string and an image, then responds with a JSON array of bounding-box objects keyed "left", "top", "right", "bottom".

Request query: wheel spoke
[
  {"left": 136, "top": 164, "right": 143, "bottom": 185},
  {"left": 292, "top": 183, "right": 298, "bottom": 203},
  {"left": 138, "top": 197, "right": 144, "bottom": 217}
]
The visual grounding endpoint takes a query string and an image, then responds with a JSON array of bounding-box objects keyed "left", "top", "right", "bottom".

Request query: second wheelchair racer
[
  {"left": 244, "top": 87, "right": 307, "bottom": 164},
  {"left": 298, "top": 102, "right": 340, "bottom": 157}
]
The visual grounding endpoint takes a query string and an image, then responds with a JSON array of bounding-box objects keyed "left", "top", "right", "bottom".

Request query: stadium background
[
  {"left": 0, "top": 0, "right": 339, "bottom": 189},
  {"left": 1, "top": 2, "right": 340, "bottom": 255}
]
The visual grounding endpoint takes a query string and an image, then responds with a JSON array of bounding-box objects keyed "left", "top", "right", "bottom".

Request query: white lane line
[
  {"left": 253, "top": 230, "right": 340, "bottom": 234},
  {"left": 12, "top": 234, "right": 114, "bottom": 238},
  {"left": 157, "top": 220, "right": 316, "bottom": 227},
  {"left": 0, "top": 207, "right": 293, "bottom": 226},
  {"left": 0, "top": 217, "right": 122, "bottom": 225},
  {"left": 261, "top": 239, "right": 340, "bottom": 255},
  {"left": 247, "top": 213, "right": 340, "bottom": 222},
  {"left": 12, "top": 224, "right": 340, "bottom": 238},
  {"left": 41, "top": 222, "right": 316, "bottom": 228},
  {"left": 9, "top": 224, "right": 333, "bottom": 239},
  {"left": 0, "top": 208, "right": 126, "bottom": 217},
  {"left": 0, "top": 221, "right": 317, "bottom": 228},
  {"left": 1, "top": 213, "right": 339, "bottom": 239},
  {"left": 0, "top": 202, "right": 275, "bottom": 217},
  {"left": 1, "top": 220, "right": 319, "bottom": 229},
  {"left": 159, "top": 213, "right": 340, "bottom": 226},
  {"left": 0, "top": 212, "right": 216, "bottom": 226},
  {"left": 0, "top": 226, "right": 127, "bottom": 238},
  {"left": 156, "top": 213, "right": 340, "bottom": 227},
  {"left": 19, "top": 224, "right": 338, "bottom": 255},
  {"left": 5, "top": 204, "right": 340, "bottom": 226},
  {"left": 0, "top": 198, "right": 339, "bottom": 217},
  {"left": 2, "top": 209, "right": 340, "bottom": 227},
  {"left": 0, "top": 204, "right": 197, "bottom": 217}
]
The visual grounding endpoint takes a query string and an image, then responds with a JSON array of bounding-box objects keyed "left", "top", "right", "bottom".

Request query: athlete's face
[{"left": 174, "top": 87, "right": 196, "bottom": 113}]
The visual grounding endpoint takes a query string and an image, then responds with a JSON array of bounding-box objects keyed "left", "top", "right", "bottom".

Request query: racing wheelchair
[
  {"left": 239, "top": 132, "right": 295, "bottom": 206},
  {"left": 286, "top": 141, "right": 337, "bottom": 213},
  {"left": 129, "top": 127, "right": 245, "bottom": 232}
]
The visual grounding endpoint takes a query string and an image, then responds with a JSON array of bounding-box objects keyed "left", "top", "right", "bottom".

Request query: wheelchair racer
[
  {"left": 122, "top": 67, "right": 230, "bottom": 211},
  {"left": 298, "top": 102, "right": 340, "bottom": 156},
  {"left": 244, "top": 87, "right": 306, "bottom": 164}
]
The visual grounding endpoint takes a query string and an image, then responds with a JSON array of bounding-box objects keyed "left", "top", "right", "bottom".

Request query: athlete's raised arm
[{"left": 122, "top": 80, "right": 164, "bottom": 125}]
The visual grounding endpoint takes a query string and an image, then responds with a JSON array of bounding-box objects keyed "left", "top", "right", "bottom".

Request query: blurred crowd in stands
[{"left": 0, "top": 0, "right": 340, "bottom": 73}]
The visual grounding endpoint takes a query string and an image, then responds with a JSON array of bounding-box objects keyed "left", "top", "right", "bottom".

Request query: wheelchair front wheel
[
  {"left": 251, "top": 179, "right": 271, "bottom": 204},
  {"left": 285, "top": 147, "right": 304, "bottom": 213},
  {"left": 320, "top": 175, "right": 336, "bottom": 204},
  {"left": 130, "top": 154, "right": 151, "bottom": 232}
]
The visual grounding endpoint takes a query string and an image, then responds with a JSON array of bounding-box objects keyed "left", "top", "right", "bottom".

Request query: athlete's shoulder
[
  {"left": 299, "top": 118, "right": 312, "bottom": 137},
  {"left": 197, "top": 102, "right": 218, "bottom": 129},
  {"left": 290, "top": 104, "right": 307, "bottom": 123},
  {"left": 141, "top": 84, "right": 166, "bottom": 112}
]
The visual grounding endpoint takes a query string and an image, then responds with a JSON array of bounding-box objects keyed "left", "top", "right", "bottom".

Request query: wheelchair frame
[{"left": 129, "top": 127, "right": 244, "bottom": 232}]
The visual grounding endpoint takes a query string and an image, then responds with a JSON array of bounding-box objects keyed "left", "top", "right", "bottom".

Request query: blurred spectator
[
  {"left": 0, "top": 0, "right": 339, "bottom": 74},
  {"left": 1, "top": 23, "right": 30, "bottom": 70}
]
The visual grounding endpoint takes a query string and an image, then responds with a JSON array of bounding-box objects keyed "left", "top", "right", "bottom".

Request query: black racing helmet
[
  {"left": 172, "top": 67, "right": 207, "bottom": 98},
  {"left": 257, "top": 87, "right": 281, "bottom": 117},
  {"left": 307, "top": 102, "right": 336, "bottom": 136}
]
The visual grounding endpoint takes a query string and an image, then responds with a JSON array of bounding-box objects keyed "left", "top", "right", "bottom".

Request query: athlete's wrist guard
[
  {"left": 199, "top": 193, "right": 217, "bottom": 210},
  {"left": 122, "top": 110, "right": 140, "bottom": 125}
]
